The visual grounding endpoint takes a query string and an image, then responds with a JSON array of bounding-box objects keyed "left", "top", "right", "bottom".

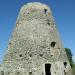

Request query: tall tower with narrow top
[{"left": 0, "top": 2, "right": 72, "bottom": 75}]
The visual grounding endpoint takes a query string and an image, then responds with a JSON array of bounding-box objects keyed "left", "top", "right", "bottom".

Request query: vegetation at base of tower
[
  {"left": 64, "top": 48, "right": 75, "bottom": 75},
  {"left": 72, "top": 63, "right": 75, "bottom": 75},
  {"left": 64, "top": 48, "right": 73, "bottom": 67}
]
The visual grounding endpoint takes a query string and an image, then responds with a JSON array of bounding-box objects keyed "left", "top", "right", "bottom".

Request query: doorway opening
[{"left": 45, "top": 64, "right": 51, "bottom": 75}]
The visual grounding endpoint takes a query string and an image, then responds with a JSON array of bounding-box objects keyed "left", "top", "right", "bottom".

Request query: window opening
[
  {"left": 51, "top": 42, "right": 56, "bottom": 47},
  {"left": 44, "top": 9, "right": 47, "bottom": 14},
  {"left": 64, "top": 62, "right": 67, "bottom": 68},
  {"left": 30, "top": 54, "right": 32, "bottom": 57}
]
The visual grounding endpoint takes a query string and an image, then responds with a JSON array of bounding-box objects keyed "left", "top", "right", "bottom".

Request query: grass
[{"left": 72, "top": 64, "right": 75, "bottom": 75}]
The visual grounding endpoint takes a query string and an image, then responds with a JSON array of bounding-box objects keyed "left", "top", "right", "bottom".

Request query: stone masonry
[{"left": 0, "top": 2, "right": 72, "bottom": 75}]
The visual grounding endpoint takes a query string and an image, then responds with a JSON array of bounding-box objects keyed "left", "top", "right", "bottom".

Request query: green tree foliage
[{"left": 65, "top": 48, "right": 73, "bottom": 67}]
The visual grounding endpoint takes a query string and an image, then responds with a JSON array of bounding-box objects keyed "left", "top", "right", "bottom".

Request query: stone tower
[{"left": 0, "top": 2, "right": 72, "bottom": 75}]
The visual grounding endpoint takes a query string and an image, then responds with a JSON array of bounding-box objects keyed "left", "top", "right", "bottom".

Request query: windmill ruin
[{"left": 0, "top": 2, "right": 72, "bottom": 75}]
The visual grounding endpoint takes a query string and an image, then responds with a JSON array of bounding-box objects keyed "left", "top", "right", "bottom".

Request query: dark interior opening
[
  {"left": 17, "top": 72, "right": 20, "bottom": 75},
  {"left": 51, "top": 42, "right": 56, "bottom": 47},
  {"left": 51, "top": 55, "right": 53, "bottom": 57},
  {"left": 19, "top": 54, "right": 22, "bottom": 57},
  {"left": 47, "top": 19, "right": 50, "bottom": 25},
  {"left": 64, "top": 62, "right": 67, "bottom": 68},
  {"left": 44, "top": 9, "right": 47, "bottom": 14},
  {"left": 47, "top": 22, "right": 50, "bottom": 25},
  {"left": 45, "top": 64, "right": 51, "bottom": 75},
  {"left": 1, "top": 71, "right": 4, "bottom": 75},
  {"left": 8, "top": 72, "right": 10, "bottom": 74},
  {"left": 29, "top": 72, "right": 32, "bottom": 75},
  {"left": 9, "top": 42, "right": 11, "bottom": 45},
  {"left": 39, "top": 54, "right": 43, "bottom": 57},
  {"left": 30, "top": 54, "right": 32, "bottom": 57}
]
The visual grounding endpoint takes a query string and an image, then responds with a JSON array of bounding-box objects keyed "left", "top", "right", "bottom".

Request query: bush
[{"left": 65, "top": 48, "right": 73, "bottom": 67}]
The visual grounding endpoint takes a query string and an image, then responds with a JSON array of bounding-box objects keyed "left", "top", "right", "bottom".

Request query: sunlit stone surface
[{"left": 0, "top": 2, "right": 72, "bottom": 75}]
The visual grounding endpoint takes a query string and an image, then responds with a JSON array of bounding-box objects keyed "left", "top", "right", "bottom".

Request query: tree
[{"left": 65, "top": 48, "right": 73, "bottom": 67}]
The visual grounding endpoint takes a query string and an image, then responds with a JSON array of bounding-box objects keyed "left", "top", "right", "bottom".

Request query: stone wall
[{"left": 0, "top": 2, "right": 72, "bottom": 75}]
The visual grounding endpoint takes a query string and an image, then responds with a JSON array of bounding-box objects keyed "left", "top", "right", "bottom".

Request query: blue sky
[{"left": 0, "top": 0, "right": 75, "bottom": 63}]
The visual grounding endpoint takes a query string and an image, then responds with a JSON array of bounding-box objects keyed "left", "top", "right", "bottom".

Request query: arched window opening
[{"left": 64, "top": 62, "right": 67, "bottom": 68}]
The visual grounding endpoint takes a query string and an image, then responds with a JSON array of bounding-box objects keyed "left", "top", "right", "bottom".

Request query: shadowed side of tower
[{"left": 0, "top": 2, "right": 72, "bottom": 75}]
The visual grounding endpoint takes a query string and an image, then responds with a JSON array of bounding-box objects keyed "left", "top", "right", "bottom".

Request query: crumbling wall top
[{"left": 20, "top": 2, "right": 52, "bottom": 15}]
